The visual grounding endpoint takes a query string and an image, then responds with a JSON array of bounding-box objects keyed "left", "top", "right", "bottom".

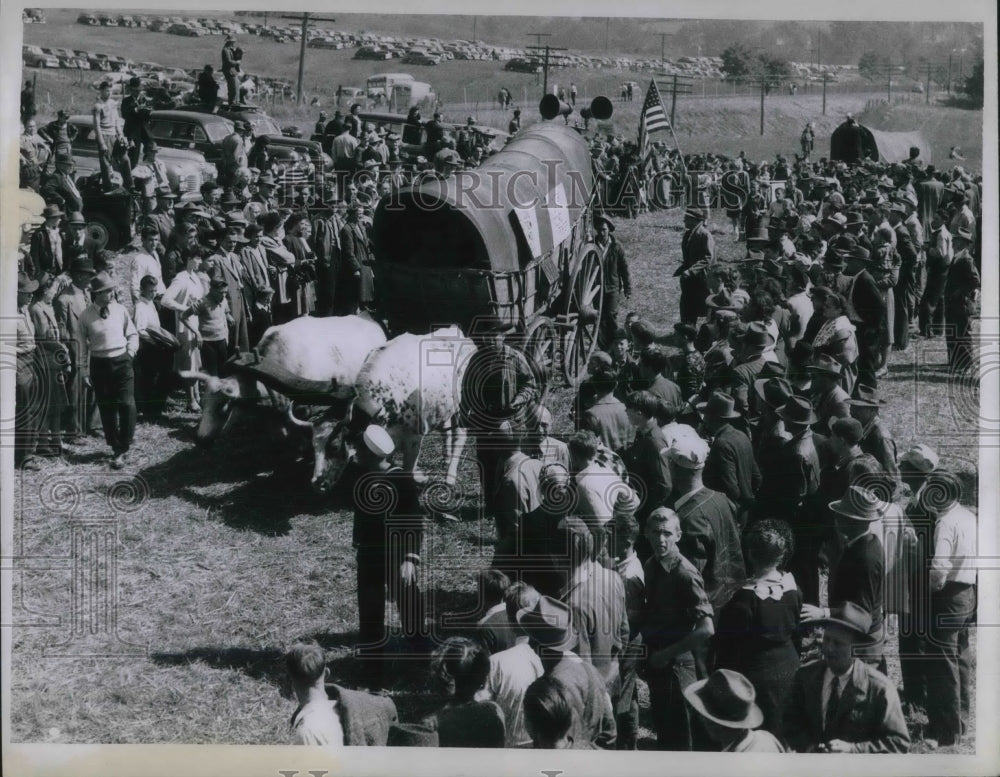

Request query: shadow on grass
[{"left": 151, "top": 646, "right": 286, "bottom": 686}]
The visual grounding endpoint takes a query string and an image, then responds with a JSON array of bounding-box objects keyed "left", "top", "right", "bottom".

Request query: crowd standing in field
[{"left": 14, "top": 38, "right": 982, "bottom": 753}]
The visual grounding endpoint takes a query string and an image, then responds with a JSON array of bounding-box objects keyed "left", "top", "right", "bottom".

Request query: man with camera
[
  {"left": 121, "top": 77, "right": 153, "bottom": 167},
  {"left": 222, "top": 37, "right": 244, "bottom": 107}
]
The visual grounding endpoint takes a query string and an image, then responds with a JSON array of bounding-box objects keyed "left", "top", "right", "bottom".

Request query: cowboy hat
[
  {"left": 829, "top": 485, "right": 884, "bottom": 523},
  {"left": 593, "top": 213, "right": 616, "bottom": 232},
  {"left": 683, "top": 669, "right": 765, "bottom": 730},
  {"left": 776, "top": 395, "right": 818, "bottom": 426},
  {"left": 804, "top": 601, "right": 876, "bottom": 642}
]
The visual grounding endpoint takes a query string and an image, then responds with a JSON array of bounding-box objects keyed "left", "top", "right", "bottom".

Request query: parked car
[
  {"left": 504, "top": 58, "right": 542, "bottom": 74},
  {"left": 180, "top": 105, "right": 334, "bottom": 172},
  {"left": 402, "top": 52, "right": 440, "bottom": 66},
  {"left": 67, "top": 115, "right": 217, "bottom": 200},
  {"left": 77, "top": 13, "right": 99, "bottom": 25},
  {"left": 354, "top": 46, "right": 393, "bottom": 61},
  {"left": 353, "top": 111, "right": 508, "bottom": 163},
  {"left": 22, "top": 45, "right": 59, "bottom": 69}
]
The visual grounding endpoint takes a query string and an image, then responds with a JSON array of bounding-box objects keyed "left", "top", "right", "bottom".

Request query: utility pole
[
  {"left": 605, "top": 18, "right": 609, "bottom": 52},
  {"left": 760, "top": 79, "right": 765, "bottom": 135},
  {"left": 659, "top": 33, "right": 668, "bottom": 69},
  {"left": 947, "top": 53, "right": 952, "bottom": 94},
  {"left": 296, "top": 12, "right": 309, "bottom": 105},
  {"left": 821, "top": 72, "right": 830, "bottom": 115},
  {"left": 656, "top": 74, "right": 692, "bottom": 127},
  {"left": 528, "top": 33, "right": 552, "bottom": 87},
  {"left": 526, "top": 42, "right": 567, "bottom": 97},
  {"left": 472, "top": 16, "right": 476, "bottom": 42},
  {"left": 920, "top": 62, "right": 936, "bottom": 103}
]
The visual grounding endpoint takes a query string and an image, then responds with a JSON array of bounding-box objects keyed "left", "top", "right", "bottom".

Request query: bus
[{"left": 366, "top": 73, "right": 436, "bottom": 113}]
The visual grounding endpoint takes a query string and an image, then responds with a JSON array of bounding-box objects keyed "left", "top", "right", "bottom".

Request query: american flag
[{"left": 638, "top": 79, "right": 670, "bottom": 160}]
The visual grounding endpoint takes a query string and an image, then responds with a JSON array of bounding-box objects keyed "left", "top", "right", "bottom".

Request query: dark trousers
[
  {"left": 15, "top": 354, "right": 40, "bottom": 464},
  {"left": 918, "top": 267, "right": 948, "bottom": 336},
  {"left": 225, "top": 71, "right": 239, "bottom": 104},
  {"left": 898, "top": 612, "right": 927, "bottom": 710},
  {"left": 925, "top": 583, "right": 975, "bottom": 743},
  {"left": 35, "top": 351, "right": 67, "bottom": 453},
  {"left": 856, "top": 328, "right": 881, "bottom": 392},
  {"left": 945, "top": 301, "right": 974, "bottom": 371},
  {"left": 134, "top": 342, "right": 173, "bottom": 419},
  {"left": 678, "top": 273, "right": 708, "bottom": 326},
  {"left": 647, "top": 656, "right": 697, "bottom": 750},
  {"left": 474, "top": 434, "right": 513, "bottom": 520},
  {"left": 893, "top": 269, "right": 918, "bottom": 349},
  {"left": 599, "top": 290, "right": 621, "bottom": 352},
  {"left": 356, "top": 545, "right": 425, "bottom": 687},
  {"left": 90, "top": 354, "right": 136, "bottom": 455},
  {"left": 200, "top": 338, "right": 229, "bottom": 377}
]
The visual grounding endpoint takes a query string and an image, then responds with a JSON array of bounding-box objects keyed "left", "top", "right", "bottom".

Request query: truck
[{"left": 365, "top": 73, "right": 435, "bottom": 113}]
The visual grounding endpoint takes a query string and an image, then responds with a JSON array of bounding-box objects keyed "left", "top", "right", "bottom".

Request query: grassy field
[{"left": 11, "top": 10, "right": 983, "bottom": 753}]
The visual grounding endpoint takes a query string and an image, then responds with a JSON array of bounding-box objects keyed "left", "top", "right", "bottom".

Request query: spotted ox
[
  {"left": 287, "top": 326, "right": 476, "bottom": 495},
  {"left": 180, "top": 314, "right": 387, "bottom": 447}
]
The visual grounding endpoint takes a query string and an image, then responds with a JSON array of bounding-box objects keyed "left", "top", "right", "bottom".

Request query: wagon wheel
[
  {"left": 523, "top": 317, "right": 556, "bottom": 402},
  {"left": 562, "top": 244, "right": 604, "bottom": 387}
]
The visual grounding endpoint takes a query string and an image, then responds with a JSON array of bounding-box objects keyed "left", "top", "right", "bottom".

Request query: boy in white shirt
[{"left": 286, "top": 641, "right": 344, "bottom": 747}]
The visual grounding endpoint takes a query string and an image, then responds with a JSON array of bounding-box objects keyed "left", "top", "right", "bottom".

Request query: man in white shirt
[
  {"left": 129, "top": 226, "right": 166, "bottom": 306},
  {"left": 923, "top": 468, "right": 977, "bottom": 747},
  {"left": 286, "top": 641, "right": 344, "bottom": 747}
]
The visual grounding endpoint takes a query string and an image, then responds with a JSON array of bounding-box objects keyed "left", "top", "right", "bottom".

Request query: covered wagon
[{"left": 830, "top": 119, "right": 931, "bottom": 164}]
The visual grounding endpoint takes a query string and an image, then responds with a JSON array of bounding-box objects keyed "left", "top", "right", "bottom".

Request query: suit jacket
[
  {"left": 478, "top": 607, "right": 519, "bottom": 655},
  {"left": 582, "top": 395, "right": 632, "bottom": 453},
  {"left": 559, "top": 562, "right": 629, "bottom": 684},
  {"left": 703, "top": 424, "right": 760, "bottom": 511},
  {"left": 726, "top": 356, "right": 767, "bottom": 416},
  {"left": 893, "top": 223, "right": 918, "bottom": 283},
  {"left": 645, "top": 373, "right": 684, "bottom": 410},
  {"left": 847, "top": 270, "right": 884, "bottom": 334},
  {"left": 549, "top": 654, "right": 618, "bottom": 748},
  {"left": 767, "top": 430, "right": 820, "bottom": 523},
  {"left": 29, "top": 226, "right": 64, "bottom": 277},
  {"left": 54, "top": 285, "right": 90, "bottom": 374},
  {"left": 676, "top": 223, "right": 714, "bottom": 276},
  {"left": 673, "top": 487, "right": 745, "bottom": 612},
  {"left": 326, "top": 683, "right": 398, "bottom": 746},
  {"left": 783, "top": 659, "right": 909, "bottom": 753},
  {"left": 621, "top": 424, "right": 672, "bottom": 521},
  {"left": 600, "top": 238, "right": 631, "bottom": 296},
  {"left": 40, "top": 171, "right": 84, "bottom": 214}
]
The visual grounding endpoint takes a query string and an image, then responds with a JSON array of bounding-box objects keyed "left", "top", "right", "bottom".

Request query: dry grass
[{"left": 11, "top": 10, "right": 982, "bottom": 752}]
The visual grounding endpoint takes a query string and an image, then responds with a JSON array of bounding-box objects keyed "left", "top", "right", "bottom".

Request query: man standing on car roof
[
  {"left": 92, "top": 80, "right": 128, "bottom": 191},
  {"left": 121, "top": 76, "right": 153, "bottom": 167},
  {"left": 221, "top": 36, "right": 243, "bottom": 106}
]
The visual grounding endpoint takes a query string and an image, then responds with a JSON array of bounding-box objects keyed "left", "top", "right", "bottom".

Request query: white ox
[
  {"left": 287, "top": 326, "right": 476, "bottom": 494},
  {"left": 180, "top": 315, "right": 388, "bottom": 447}
]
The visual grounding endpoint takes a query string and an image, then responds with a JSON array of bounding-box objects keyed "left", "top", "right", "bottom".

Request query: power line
[{"left": 526, "top": 43, "right": 568, "bottom": 97}]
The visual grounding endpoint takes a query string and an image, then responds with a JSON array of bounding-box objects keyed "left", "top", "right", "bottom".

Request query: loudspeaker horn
[
  {"left": 588, "top": 96, "right": 613, "bottom": 121},
  {"left": 539, "top": 94, "right": 573, "bottom": 120}
]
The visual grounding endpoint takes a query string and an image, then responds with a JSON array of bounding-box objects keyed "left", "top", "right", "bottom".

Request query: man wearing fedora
[
  {"left": 698, "top": 391, "right": 759, "bottom": 529},
  {"left": 783, "top": 601, "right": 909, "bottom": 752},
  {"left": 211, "top": 227, "right": 251, "bottom": 354},
  {"left": 41, "top": 153, "right": 84, "bottom": 216},
  {"left": 594, "top": 214, "right": 631, "bottom": 351},
  {"left": 684, "top": 669, "right": 785, "bottom": 751},
  {"left": 807, "top": 354, "right": 851, "bottom": 437},
  {"left": 806, "top": 486, "right": 888, "bottom": 668},
  {"left": 917, "top": 211, "right": 953, "bottom": 338},
  {"left": 78, "top": 271, "right": 139, "bottom": 469},
  {"left": 848, "top": 385, "right": 899, "bottom": 492},
  {"left": 943, "top": 227, "right": 980, "bottom": 372},
  {"left": 675, "top": 206, "right": 715, "bottom": 326},
  {"left": 887, "top": 202, "right": 919, "bottom": 351},
  {"left": 515, "top": 595, "right": 617, "bottom": 749},
  {"left": 146, "top": 187, "right": 176, "bottom": 249},
  {"left": 55, "top": 256, "right": 100, "bottom": 441},
  {"left": 29, "top": 203, "right": 65, "bottom": 279},
  {"left": 724, "top": 321, "right": 775, "bottom": 418}
]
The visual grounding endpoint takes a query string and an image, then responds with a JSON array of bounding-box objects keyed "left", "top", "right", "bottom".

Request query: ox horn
[
  {"left": 178, "top": 370, "right": 213, "bottom": 383},
  {"left": 286, "top": 401, "right": 315, "bottom": 429}
]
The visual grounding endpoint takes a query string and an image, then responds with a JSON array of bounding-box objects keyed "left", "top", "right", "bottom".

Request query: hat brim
[
  {"left": 682, "top": 678, "right": 765, "bottom": 729},
  {"left": 806, "top": 364, "right": 841, "bottom": 376},
  {"left": 801, "top": 616, "right": 877, "bottom": 642},
  {"left": 514, "top": 607, "right": 577, "bottom": 652},
  {"left": 18, "top": 280, "right": 40, "bottom": 293},
  {"left": 695, "top": 403, "right": 741, "bottom": 420},
  {"left": 828, "top": 498, "right": 883, "bottom": 523},
  {"left": 776, "top": 405, "right": 818, "bottom": 426}
]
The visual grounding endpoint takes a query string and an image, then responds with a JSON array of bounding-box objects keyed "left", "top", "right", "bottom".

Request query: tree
[
  {"left": 858, "top": 51, "right": 892, "bottom": 81},
  {"left": 721, "top": 44, "right": 791, "bottom": 88},
  {"left": 963, "top": 61, "right": 984, "bottom": 105},
  {"left": 721, "top": 43, "right": 755, "bottom": 80}
]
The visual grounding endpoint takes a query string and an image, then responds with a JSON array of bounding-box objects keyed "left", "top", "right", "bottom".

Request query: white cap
[
  {"left": 362, "top": 425, "right": 394, "bottom": 458},
  {"left": 668, "top": 436, "right": 711, "bottom": 469},
  {"left": 898, "top": 444, "right": 938, "bottom": 474}
]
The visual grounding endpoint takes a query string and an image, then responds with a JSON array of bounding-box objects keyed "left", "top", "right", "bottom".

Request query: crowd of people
[
  {"left": 283, "top": 140, "right": 978, "bottom": 750},
  {"left": 14, "top": 50, "right": 981, "bottom": 754}
]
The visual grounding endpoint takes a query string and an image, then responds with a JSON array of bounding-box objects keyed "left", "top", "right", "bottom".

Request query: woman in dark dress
[{"left": 712, "top": 519, "right": 801, "bottom": 737}]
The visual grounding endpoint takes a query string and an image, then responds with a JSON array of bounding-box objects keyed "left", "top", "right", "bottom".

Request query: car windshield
[
  {"left": 203, "top": 120, "right": 234, "bottom": 142},
  {"left": 246, "top": 115, "right": 281, "bottom": 135}
]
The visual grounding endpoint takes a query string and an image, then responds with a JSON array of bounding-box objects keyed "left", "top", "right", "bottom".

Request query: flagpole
[{"left": 642, "top": 78, "right": 689, "bottom": 207}]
